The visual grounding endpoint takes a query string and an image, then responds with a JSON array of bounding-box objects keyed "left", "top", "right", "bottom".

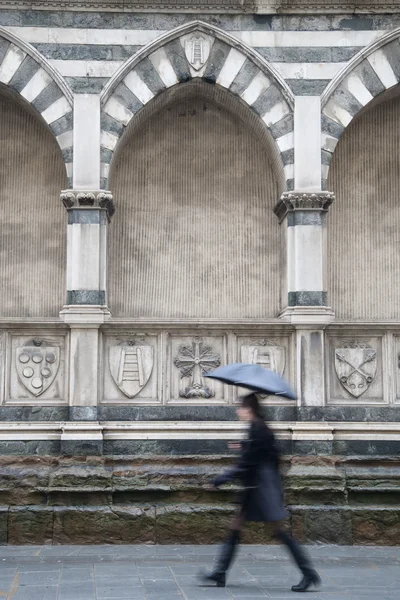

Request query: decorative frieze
[{"left": 0, "top": 1, "right": 398, "bottom": 12}]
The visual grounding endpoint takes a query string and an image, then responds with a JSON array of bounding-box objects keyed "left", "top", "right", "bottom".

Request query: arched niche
[
  {"left": 0, "top": 85, "right": 67, "bottom": 317},
  {"left": 328, "top": 86, "right": 400, "bottom": 320},
  {"left": 108, "top": 80, "right": 283, "bottom": 320}
]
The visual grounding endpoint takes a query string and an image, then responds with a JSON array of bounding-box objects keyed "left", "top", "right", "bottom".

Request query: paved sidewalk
[{"left": 0, "top": 544, "right": 397, "bottom": 600}]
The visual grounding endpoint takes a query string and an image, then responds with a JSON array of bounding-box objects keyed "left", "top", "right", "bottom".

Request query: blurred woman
[{"left": 199, "top": 393, "right": 320, "bottom": 592}]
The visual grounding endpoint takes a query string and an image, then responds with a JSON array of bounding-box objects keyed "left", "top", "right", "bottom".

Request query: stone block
[
  {"left": 61, "top": 440, "right": 103, "bottom": 457},
  {"left": 285, "top": 465, "right": 346, "bottom": 505},
  {"left": 156, "top": 504, "right": 234, "bottom": 544},
  {"left": 290, "top": 507, "right": 353, "bottom": 545},
  {"left": 352, "top": 509, "right": 400, "bottom": 545},
  {"left": 53, "top": 506, "right": 155, "bottom": 544},
  {"left": 0, "top": 508, "right": 7, "bottom": 545},
  {"left": 8, "top": 507, "right": 54, "bottom": 544},
  {"left": 49, "top": 466, "right": 112, "bottom": 489}
]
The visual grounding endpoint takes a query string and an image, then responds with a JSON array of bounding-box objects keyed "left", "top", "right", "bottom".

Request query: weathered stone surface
[
  {"left": 50, "top": 466, "right": 112, "bottom": 489},
  {"left": 352, "top": 509, "right": 400, "bottom": 545},
  {"left": 53, "top": 506, "right": 155, "bottom": 544},
  {"left": 291, "top": 507, "right": 353, "bottom": 545},
  {"left": 156, "top": 504, "right": 234, "bottom": 544},
  {"left": 8, "top": 507, "right": 54, "bottom": 544}
]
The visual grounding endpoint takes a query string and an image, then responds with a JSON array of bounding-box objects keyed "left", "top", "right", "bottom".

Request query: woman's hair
[{"left": 241, "top": 393, "right": 265, "bottom": 420}]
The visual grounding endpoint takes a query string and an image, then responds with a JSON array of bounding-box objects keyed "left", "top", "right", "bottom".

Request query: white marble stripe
[
  {"left": 124, "top": 70, "right": 154, "bottom": 104},
  {"left": 321, "top": 164, "right": 329, "bottom": 180},
  {"left": 216, "top": 48, "right": 247, "bottom": 89},
  {"left": 66, "top": 162, "right": 73, "bottom": 178},
  {"left": 262, "top": 100, "right": 291, "bottom": 127},
  {"left": 236, "top": 29, "right": 384, "bottom": 48},
  {"left": 149, "top": 47, "right": 178, "bottom": 88},
  {"left": 321, "top": 132, "right": 339, "bottom": 153},
  {"left": 101, "top": 162, "right": 110, "bottom": 178},
  {"left": 276, "top": 131, "right": 294, "bottom": 153},
  {"left": 104, "top": 97, "right": 133, "bottom": 125},
  {"left": 324, "top": 99, "right": 353, "bottom": 127},
  {"left": 20, "top": 68, "right": 53, "bottom": 102},
  {"left": 343, "top": 72, "right": 374, "bottom": 106},
  {"left": 241, "top": 71, "right": 271, "bottom": 106},
  {"left": 272, "top": 62, "right": 347, "bottom": 80},
  {"left": 367, "top": 49, "right": 399, "bottom": 89},
  {"left": 284, "top": 163, "right": 295, "bottom": 180},
  {"left": 56, "top": 129, "right": 73, "bottom": 150},
  {"left": 3, "top": 26, "right": 383, "bottom": 48},
  {"left": 50, "top": 59, "right": 123, "bottom": 77},
  {"left": 101, "top": 130, "right": 119, "bottom": 151},
  {"left": 41, "top": 96, "right": 71, "bottom": 124},
  {"left": 0, "top": 45, "right": 26, "bottom": 84}
]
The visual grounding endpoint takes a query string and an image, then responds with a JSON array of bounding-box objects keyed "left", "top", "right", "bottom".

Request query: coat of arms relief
[
  {"left": 16, "top": 339, "right": 60, "bottom": 397},
  {"left": 334, "top": 341, "right": 377, "bottom": 398},
  {"left": 240, "top": 340, "right": 286, "bottom": 399},
  {"left": 174, "top": 337, "right": 221, "bottom": 398},
  {"left": 109, "top": 340, "right": 154, "bottom": 399},
  {"left": 180, "top": 32, "right": 214, "bottom": 75}
]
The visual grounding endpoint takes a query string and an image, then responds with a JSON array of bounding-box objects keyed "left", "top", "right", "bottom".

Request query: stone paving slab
[{"left": 0, "top": 545, "right": 397, "bottom": 599}]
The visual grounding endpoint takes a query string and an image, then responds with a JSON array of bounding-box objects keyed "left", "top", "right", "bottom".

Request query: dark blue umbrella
[{"left": 205, "top": 363, "right": 296, "bottom": 400}]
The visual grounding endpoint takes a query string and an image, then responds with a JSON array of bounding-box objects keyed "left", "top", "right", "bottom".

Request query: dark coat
[{"left": 214, "top": 419, "right": 288, "bottom": 523}]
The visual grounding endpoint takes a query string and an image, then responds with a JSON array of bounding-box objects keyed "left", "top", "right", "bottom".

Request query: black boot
[
  {"left": 276, "top": 530, "right": 321, "bottom": 593},
  {"left": 198, "top": 530, "right": 240, "bottom": 587}
]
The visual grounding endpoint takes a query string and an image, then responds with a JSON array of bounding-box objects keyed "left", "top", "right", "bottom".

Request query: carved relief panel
[
  {"left": 168, "top": 335, "right": 226, "bottom": 403},
  {"left": 102, "top": 334, "right": 160, "bottom": 404},
  {"left": 236, "top": 335, "right": 293, "bottom": 403},
  {"left": 6, "top": 333, "right": 68, "bottom": 405},
  {"left": 327, "top": 336, "right": 385, "bottom": 404}
]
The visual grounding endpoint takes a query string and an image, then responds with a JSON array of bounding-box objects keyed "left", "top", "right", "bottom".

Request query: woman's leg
[
  {"left": 274, "top": 528, "right": 321, "bottom": 592},
  {"left": 198, "top": 513, "right": 244, "bottom": 587}
]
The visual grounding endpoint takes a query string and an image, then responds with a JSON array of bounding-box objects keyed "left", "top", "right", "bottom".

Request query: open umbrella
[{"left": 205, "top": 363, "right": 296, "bottom": 400}]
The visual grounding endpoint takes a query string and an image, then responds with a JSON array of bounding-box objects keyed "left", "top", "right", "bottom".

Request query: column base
[
  {"left": 279, "top": 305, "right": 335, "bottom": 326},
  {"left": 59, "top": 304, "right": 111, "bottom": 326}
]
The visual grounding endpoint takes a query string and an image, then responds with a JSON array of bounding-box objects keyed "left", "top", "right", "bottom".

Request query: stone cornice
[
  {"left": 274, "top": 191, "right": 335, "bottom": 222},
  {"left": 60, "top": 189, "right": 115, "bottom": 221},
  {"left": 1, "top": 1, "right": 400, "bottom": 13}
]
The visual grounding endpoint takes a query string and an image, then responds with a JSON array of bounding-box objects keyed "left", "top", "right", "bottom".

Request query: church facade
[{"left": 0, "top": 0, "right": 399, "bottom": 544}]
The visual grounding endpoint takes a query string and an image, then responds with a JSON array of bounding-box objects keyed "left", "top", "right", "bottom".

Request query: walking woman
[{"left": 199, "top": 393, "right": 320, "bottom": 592}]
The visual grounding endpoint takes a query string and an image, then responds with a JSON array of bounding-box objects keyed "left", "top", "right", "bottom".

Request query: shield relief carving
[
  {"left": 16, "top": 341, "right": 60, "bottom": 397},
  {"left": 334, "top": 347, "right": 377, "bottom": 398},
  {"left": 109, "top": 342, "right": 154, "bottom": 398}
]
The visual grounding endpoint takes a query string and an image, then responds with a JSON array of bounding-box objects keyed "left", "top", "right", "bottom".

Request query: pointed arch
[
  {"left": 100, "top": 20, "right": 295, "bottom": 190},
  {"left": 321, "top": 27, "right": 400, "bottom": 188},
  {"left": 0, "top": 26, "right": 73, "bottom": 182}
]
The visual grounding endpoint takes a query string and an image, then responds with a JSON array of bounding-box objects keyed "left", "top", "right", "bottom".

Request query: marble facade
[{"left": 0, "top": 1, "right": 399, "bottom": 543}]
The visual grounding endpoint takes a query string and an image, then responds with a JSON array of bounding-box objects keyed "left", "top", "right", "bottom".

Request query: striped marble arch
[
  {"left": 100, "top": 20, "right": 295, "bottom": 190},
  {"left": 321, "top": 26, "right": 400, "bottom": 189},
  {"left": 0, "top": 26, "right": 74, "bottom": 184}
]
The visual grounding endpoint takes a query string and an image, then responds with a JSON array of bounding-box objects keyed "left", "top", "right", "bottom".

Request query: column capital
[
  {"left": 60, "top": 189, "right": 115, "bottom": 222},
  {"left": 274, "top": 191, "right": 335, "bottom": 223}
]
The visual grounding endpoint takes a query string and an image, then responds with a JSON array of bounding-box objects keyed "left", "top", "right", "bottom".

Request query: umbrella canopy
[{"left": 205, "top": 363, "right": 296, "bottom": 400}]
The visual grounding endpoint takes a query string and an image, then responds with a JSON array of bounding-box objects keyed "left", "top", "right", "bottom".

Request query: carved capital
[
  {"left": 60, "top": 190, "right": 115, "bottom": 221},
  {"left": 274, "top": 191, "right": 334, "bottom": 222}
]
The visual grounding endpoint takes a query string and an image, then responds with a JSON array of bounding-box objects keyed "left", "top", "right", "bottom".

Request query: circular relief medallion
[
  {"left": 41, "top": 367, "right": 52, "bottom": 379},
  {"left": 31, "top": 377, "right": 43, "bottom": 389},
  {"left": 45, "top": 352, "right": 56, "bottom": 364},
  {"left": 22, "top": 367, "right": 34, "bottom": 378},
  {"left": 19, "top": 353, "right": 30, "bottom": 364},
  {"left": 32, "top": 353, "right": 43, "bottom": 364}
]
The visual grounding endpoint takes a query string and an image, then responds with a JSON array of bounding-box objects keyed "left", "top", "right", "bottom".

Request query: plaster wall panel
[
  {"left": 328, "top": 94, "right": 400, "bottom": 320},
  {"left": 109, "top": 94, "right": 281, "bottom": 319},
  {"left": 0, "top": 89, "right": 67, "bottom": 317}
]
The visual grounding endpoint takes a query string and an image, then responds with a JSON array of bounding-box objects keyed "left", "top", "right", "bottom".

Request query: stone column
[
  {"left": 275, "top": 97, "right": 335, "bottom": 407},
  {"left": 59, "top": 94, "right": 114, "bottom": 423},
  {"left": 59, "top": 190, "right": 114, "bottom": 421}
]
